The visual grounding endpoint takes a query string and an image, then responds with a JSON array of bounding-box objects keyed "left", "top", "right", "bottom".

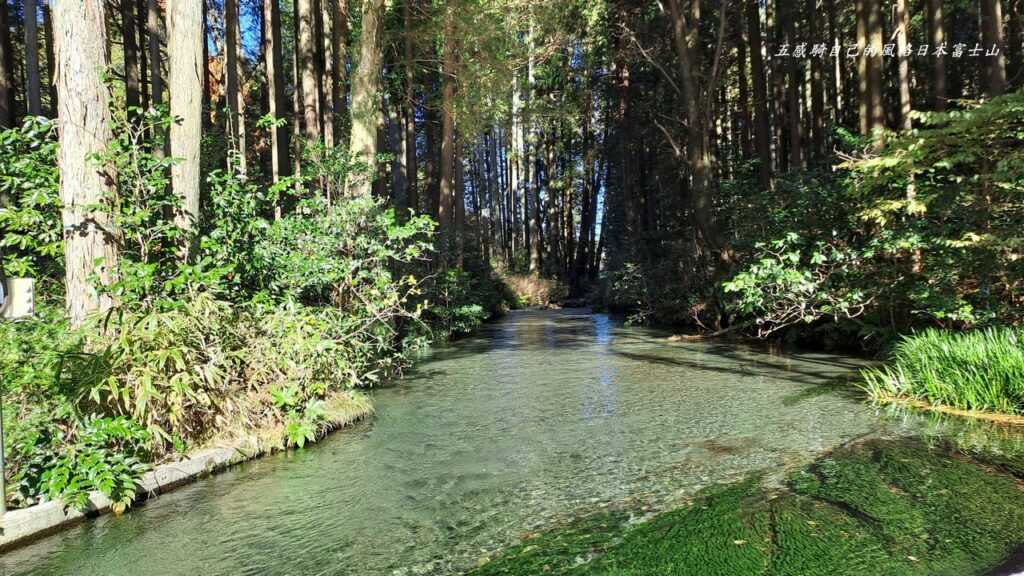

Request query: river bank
[{"left": 0, "top": 389, "right": 372, "bottom": 552}]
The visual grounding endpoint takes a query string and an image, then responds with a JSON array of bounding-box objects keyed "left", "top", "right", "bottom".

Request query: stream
[{"left": 3, "top": 309, "right": 1017, "bottom": 575}]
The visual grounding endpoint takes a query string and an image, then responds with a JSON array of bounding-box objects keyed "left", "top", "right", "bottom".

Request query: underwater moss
[{"left": 467, "top": 439, "right": 1024, "bottom": 576}]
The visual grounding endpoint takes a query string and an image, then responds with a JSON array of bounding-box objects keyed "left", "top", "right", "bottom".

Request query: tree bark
[
  {"left": 148, "top": 0, "right": 163, "bottom": 107},
  {"left": 264, "top": 0, "right": 290, "bottom": 183},
  {"left": 746, "top": 0, "right": 771, "bottom": 190},
  {"left": 808, "top": 0, "right": 825, "bottom": 158},
  {"left": 43, "top": 2, "right": 56, "bottom": 116},
  {"left": 981, "top": 0, "right": 1007, "bottom": 97},
  {"left": 927, "top": 0, "right": 946, "bottom": 111},
  {"left": 347, "top": 0, "right": 386, "bottom": 196},
  {"left": 225, "top": 0, "right": 246, "bottom": 173},
  {"left": 331, "top": 0, "right": 350, "bottom": 145},
  {"left": 122, "top": 0, "right": 141, "bottom": 111},
  {"left": 167, "top": 0, "right": 204, "bottom": 258},
  {"left": 53, "top": 0, "right": 120, "bottom": 327},
  {"left": 526, "top": 22, "right": 541, "bottom": 274},
  {"left": 403, "top": 0, "right": 417, "bottom": 214},
  {"left": 25, "top": 0, "right": 42, "bottom": 116},
  {"left": 439, "top": 5, "right": 456, "bottom": 243},
  {"left": 320, "top": 0, "right": 335, "bottom": 149},
  {"left": 781, "top": 0, "right": 802, "bottom": 170},
  {"left": 296, "top": 0, "right": 321, "bottom": 141},
  {"left": 0, "top": 1, "right": 11, "bottom": 127},
  {"left": 895, "top": 0, "right": 912, "bottom": 130}
]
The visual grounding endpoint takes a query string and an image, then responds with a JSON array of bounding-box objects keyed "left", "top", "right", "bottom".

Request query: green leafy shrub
[{"left": 0, "top": 117, "right": 61, "bottom": 287}]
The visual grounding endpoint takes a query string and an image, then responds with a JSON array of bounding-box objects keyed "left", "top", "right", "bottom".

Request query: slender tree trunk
[
  {"left": 167, "top": 0, "right": 204, "bottom": 258},
  {"left": 928, "top": 0, "right": 947, "bottom": 111},
  {"left": 296, "top": 0, "right": 321, "bottom": 141},
  {"left": 828, "top": 0, "right": 843, "bottom": 122},
  {"left": 1010, "top": 0, "right": 1022, "bottom": 87},
  {"left": 808, "top": 0, "right": 825, "bottom": 158},
  {"left": 225, "top": 0, "right": 246, "bottom": 173},
  {"left": 455, "top": 135, "right": 465, "bottom": 267},
  {"left": 0, "top": 1, "right": 11, "bottom": 127},
  {"left": 403, "top": 0, "right": 417, "bottom": 214},
  {"left": 331, "top": 0, "right": 350, "bottom": 144},
  {"left": 348, "top": 0, "right": 386, "bottom": 196},
  {"left": 747, "top": 0, "right": 771, "bottom": 189},
  {"left": 25, "top": 0, "right": 41, "bottom": 116},
  {"left": 439, "top": 5, "right": 456, "bottom": 244},
  {"left": 122, "top": 0, "right": 141, "bottom": 111},
  {"left": 264, "top": 0, "right": 290, "bottom": 184},
  {"left": 320, "top": 0, "right": 335, "bottom": 149},
  {"left": 895, "top": 0, "right": 912, "bottom": 130},
  {"left": 856, "top": 0, "right": 869, "bottom": 133},
  {"left": 148, "top": 0, "right": 163, "bottom": 107},
  {"left": 866, "top": 0, "right": 884, "bottom": 145},
  {"left": 53, "top": 0, "right": 120, "bottom": 327},
  {"left": 526, "top": 22, "right": 541, "bottom": 274},
  {"left": 981, "top": 0, "right": 1007, "bottom": 97},
  {"left": 42, "top": 2, "right": 56, "bottom": 116},
  {"left": 781, "top": 0, "right": 802, "bottom": 170},
  {"left": 736, "top": 9, "right": 752, "bottom": 159}
]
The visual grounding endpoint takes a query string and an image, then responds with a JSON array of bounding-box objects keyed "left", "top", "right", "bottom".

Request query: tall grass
[{"left": 861, "top": 328, "right": 1024, "bottom": 415}]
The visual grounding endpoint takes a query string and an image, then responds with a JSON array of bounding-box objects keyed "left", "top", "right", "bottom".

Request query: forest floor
[{"left": 467, "top": 438, "right": 1024, "bottom": 576}]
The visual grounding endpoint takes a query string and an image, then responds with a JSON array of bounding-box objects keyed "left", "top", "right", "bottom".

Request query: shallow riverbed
[{"left": 2, "top": 309, "right": 1014, "bottom": 575}]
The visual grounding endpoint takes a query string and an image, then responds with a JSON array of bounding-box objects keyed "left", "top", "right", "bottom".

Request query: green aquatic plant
[
  {"left": 861, "top": 327, "right": 1024, "bottom": 415},
  {"left": 468, "top": 440, "right": 1024, "bottom": 576}
]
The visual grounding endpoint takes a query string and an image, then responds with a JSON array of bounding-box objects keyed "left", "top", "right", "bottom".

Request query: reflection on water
[{"left": 5, "top": 309, "right": 1023, "bottom": 576}]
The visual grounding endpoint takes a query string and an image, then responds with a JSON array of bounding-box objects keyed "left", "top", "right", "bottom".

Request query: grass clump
[
  {"left": 861, "top": 327, "right": 1024, "bottom": 416},
  {"left": 467, "top": 439, "right": 1024, "bottom": 576}
]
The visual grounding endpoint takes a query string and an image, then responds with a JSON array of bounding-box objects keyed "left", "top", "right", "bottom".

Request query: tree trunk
[
  {"left": 43, "top": 2, "right": 56, "bottom": 116},
  {"left": 331, "top": 0, "right": 350, "bottom": 145},
  {"left": 866, "top": 0, "right": 884, "bottom": 146},
  {"left": 167, "top": 0, "right": 204, "bottom": 258},
  {"left": 927, "top": 0, "right": 946, "bottom": 111},
  {"left": 981, "top": 0, "right": 1007, "bottom": 97},
  {"left": 0, "top": 1, "right": 13, "bottom": 127},
  {"left": 781, "top": 0, "right": 802, "bottom": 170},
  {"left": 53, "top": 0, "right": 120, "bottom": 327},
  {"left": 895, "top": 0, "right": 912, "bottom": 130},
  {"left": 225, "top": 0, "right": 246, "bottom": 173},
  {"left": 526, "top": 22, "right": 541, "bottom": 274},
  {"left": 136, "top": 0, "right": 148, "bottom": 110},
  {"left": 122, "top": 0, "right": 141, "bottom": 111},
  {"left": 348, "top": 0, "right": 386, "bottom": 196},
  {"left": 808, "top": 0, "right": 825, "bottom": 158},
  {"left": 403, "top": 0, "right": 417, "bottom": 214},
  {"left": 296, "top": 0, "right": 321, "bottom": 141},
  {"left": 320, "top": 0, "right": 335, "bottom": 149},
  {"left": 668, "top": 0, "right": 724, "bottom": 259},
  {"left": 746, "top": 0, "right": 771, "bottom": 190},
  {"left": 148, "top": 0, "right": 163, "bottom": 107},
  {"left": 1010, "top": 0, "right": 1022, "bottom": 87},
  {"left": 439, "top": 5, "right": 456, "bottom": 244},
  {"left": 25, "top": 0, "right": 42, "bottom": 116},
  {"left": 264, "top": 0, "right": 290, "bottom": 184}
]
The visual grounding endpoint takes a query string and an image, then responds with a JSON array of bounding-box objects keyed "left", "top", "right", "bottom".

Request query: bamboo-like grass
[{"left": 861, "top": 327, "right": 1024, "bottom": 417}]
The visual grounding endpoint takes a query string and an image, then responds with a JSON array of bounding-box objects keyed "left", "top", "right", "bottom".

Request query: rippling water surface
[{"left": 0, "top": 310, "right": 988, "bottom": 575}]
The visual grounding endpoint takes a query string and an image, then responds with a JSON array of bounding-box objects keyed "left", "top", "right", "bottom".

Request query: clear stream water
[{"left": 3, "top": 309, "right": 1019, "bottom": 576}]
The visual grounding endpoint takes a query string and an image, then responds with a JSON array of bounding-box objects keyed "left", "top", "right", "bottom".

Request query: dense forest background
[{"left": 0, "top": 0, "right": 1022, "bottom": 344}]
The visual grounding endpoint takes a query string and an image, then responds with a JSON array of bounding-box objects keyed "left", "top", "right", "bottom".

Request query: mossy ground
[{"left": 469, "top": 439, "right": 1024, "bottom": 576}]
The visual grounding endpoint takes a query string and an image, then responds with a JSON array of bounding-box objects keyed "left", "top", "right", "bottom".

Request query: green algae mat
[{"left": 468, "top": 439, "right": 1024, "bottom": 576}]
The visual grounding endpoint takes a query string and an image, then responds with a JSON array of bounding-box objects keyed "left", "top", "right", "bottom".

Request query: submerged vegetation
[{"left": 470, "top": 439, "right": 1024, "bottom": 576}]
